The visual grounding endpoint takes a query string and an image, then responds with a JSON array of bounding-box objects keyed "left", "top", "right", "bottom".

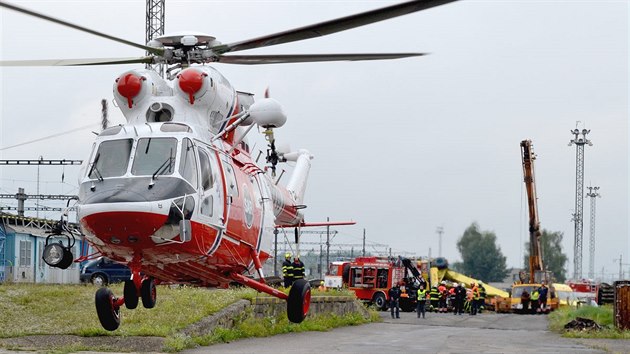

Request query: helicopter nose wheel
[
  {"left": 141, "top": 277, "right": 157, "bottom": 309},
  {"left": 95, "top": 287, "right": 121, "bottom": 331},
  {"left": 123, "top": 280, "right": 139, "bottom": 309}
]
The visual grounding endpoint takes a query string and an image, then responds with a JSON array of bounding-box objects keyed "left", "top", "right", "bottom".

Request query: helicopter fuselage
[{"left": 76, "top": 67, "right": 309, "bottom": 288}]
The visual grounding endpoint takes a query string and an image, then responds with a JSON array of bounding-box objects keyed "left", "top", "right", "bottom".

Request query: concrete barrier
[{"left": 182, "top": 295, "right": 370, "bottom": 337}]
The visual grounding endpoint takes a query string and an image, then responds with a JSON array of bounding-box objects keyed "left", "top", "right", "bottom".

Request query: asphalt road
[{"left": 187, "top": 311, "right": 626, "bottom": 354}]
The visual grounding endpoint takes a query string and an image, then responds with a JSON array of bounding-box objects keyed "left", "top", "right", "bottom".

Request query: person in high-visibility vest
[
  {"left": 471, "top": 282, "right": 480, "bottom": 315},
  {"left": 417, "top": 286, "right": 428, "bottom": 319},
  {"left": 531, "top": 289, "right": 540, "bottom": 314},
  {"left": 282, "top": 253, "right": 294, "bottom": 287},
  {"left": 478, "top": 282, "right": 487, "bottom": 313},
  {"left": 429, "top": 286, "right": 440, "bottom": 312}
]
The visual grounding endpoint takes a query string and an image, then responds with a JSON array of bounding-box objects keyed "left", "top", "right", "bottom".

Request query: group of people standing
[
  {"left": 387, "top": 280, "right": 487, "bottom": 319},
  {"left": 519, "top": 283, "right": 549, "bottom": 314},
  {"left": 281, "top": 252, "right": 305, "bottom": 287}
]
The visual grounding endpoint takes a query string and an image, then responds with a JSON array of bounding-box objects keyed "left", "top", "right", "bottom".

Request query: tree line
[{"left": 451, "top": 222, "right": 568, "bottom": 283}]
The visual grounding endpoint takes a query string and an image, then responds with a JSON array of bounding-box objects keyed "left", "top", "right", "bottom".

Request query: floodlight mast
[
  {"left": 146, "top": 0, "right": 165, "bottom": 77},
  {"left": 569, "top": 127, "right": 592, "bottom": 280}
]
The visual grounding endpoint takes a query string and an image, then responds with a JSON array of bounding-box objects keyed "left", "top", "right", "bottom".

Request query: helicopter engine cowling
[
  {"left": 113, "top": 69, "right": 169, "bottom": 114},
  {"left": 249, "top": 98, "right": 287, "bottom": 128}
]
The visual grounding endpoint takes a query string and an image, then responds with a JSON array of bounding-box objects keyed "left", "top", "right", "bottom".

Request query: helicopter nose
[{"left": 80, "top": 206, "right": 168, "bottom": 244}]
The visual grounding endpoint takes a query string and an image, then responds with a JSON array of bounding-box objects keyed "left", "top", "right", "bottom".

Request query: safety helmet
[
  {"left": 452, "top": 283, "right": 458, "bottom": 287},
  {"left": 441, "top": 281, "right": 446, "bottom": 285},
  {"left": 285, "top": 252, "right": 291, "bottom": 259},
  {"left": 320, "top": 280, "right": 325, "bottom": 285}
]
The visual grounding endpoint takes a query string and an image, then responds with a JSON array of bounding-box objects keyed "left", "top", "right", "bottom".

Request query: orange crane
[{"left": 520, "top": 140, "right": 547, "bottom": 285}]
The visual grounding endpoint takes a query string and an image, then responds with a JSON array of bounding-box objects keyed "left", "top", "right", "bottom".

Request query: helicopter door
[{"left": 196, "top": 146, "right": 225, "bottom": 231}]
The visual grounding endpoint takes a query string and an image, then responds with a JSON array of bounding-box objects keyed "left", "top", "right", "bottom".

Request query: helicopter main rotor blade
[
  {"left": 218, "top": 53, "right": 428, "bottom": 65},
  {"left": 213, "top": 0, "right": 458, "bottom": 54},
  {"left": 0, "top": 57, "right": 154, "bottom": 67},
  {"left": 0, "top": 1, "right": 164, "bottom": 56}
]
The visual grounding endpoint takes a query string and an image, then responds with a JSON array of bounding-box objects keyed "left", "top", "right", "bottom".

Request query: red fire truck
[{"left": 326, "top": 256, "right": 426, "bottom": 311}]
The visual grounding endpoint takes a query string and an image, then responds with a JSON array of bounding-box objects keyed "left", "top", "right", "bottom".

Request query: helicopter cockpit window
[
  {"left": 179, "top": 138, "right": 198, "bottom": 188},
  {"left": 197, "top": 148, "right": 213, "bottom": 190},
  {"left": 131, "top": 138, "right": 177, "bottom": 176},
  {"left": 89, "top": 139, "right": 133, "bottom": 179}
]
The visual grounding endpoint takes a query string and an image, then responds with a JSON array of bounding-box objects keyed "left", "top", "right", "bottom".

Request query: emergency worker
[
  {"left": 292, "top": 257, "right": 305, "bottom": 281},
  {"left": 471, "top": 282, "right": 480, "bottom": 315},
  {"left": 454, "top": 282, "right": 466, "bottom": 315},
  {"left": 531, "top": 288, "right": 540, "bottom": 314},
  {"left": 388, "top": 284, "right": 401, "bottom": 319},
  {"left": 416, "top": 285, "right": 428, "bottom": 318},
  {"left": 478, "top": 282, "right": 487, "bottom": 313},
  {"left": 520, "top": 289, "right": 531, "bottom": 314},
  {"left": 438, "top": 281, "right": 448, "bottom": 313},
  {"left": 429, "top": 285, "right": 440, "bottom": 312},
  {"left": 282, "top": 253, "right": 294, "bottom": 287},
  {"left": 538, "top": 283, "right": 549, "bottom": 312}
]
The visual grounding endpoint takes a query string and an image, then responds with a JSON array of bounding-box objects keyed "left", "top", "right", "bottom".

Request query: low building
[{"left": 0, "top": 214, "right": 82, "bottom": 283}]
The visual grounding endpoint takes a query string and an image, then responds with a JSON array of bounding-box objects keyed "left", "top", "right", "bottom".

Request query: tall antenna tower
[
  {"left": 146, "top": 0, "right": 165, "bottom": 77},
  {"left": 586, "top": 186, "right": 600, "bottom": 279},
  {"left": 436, "top": 226, "right": 444, "bottom": 257},
  {"left": 569, "top": 126, "right": 592, "bottom": 280}
]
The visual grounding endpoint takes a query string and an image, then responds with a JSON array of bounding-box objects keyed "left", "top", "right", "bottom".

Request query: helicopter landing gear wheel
[
  {"left": 141, "top": 277, "right": 156, "bottom": 309},
  {"left": 95, "top": 287, "right": 120, "bottom": 331},
  {"left": 287, "top": 279, "right": 311, "bottom": 323},
  {"left": 123, "top": 280, "right": 139, "bottom": 309}
]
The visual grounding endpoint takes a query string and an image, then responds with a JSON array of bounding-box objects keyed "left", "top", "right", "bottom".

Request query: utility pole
[
  {"left": 586, "top": 186, "right": 600, "bottom": 279},
  {"left": 146, "top": 0, "right": 165, "bottom": 77},
  {"left": 326, "top": 217, "right": 330, "bottom": 275},
  {"left": 436, "top": 226, "right": 444, "bottom": 257},
  {"left": 569, "top": 126, "right": 592, "bottom": 280},
  {"left": 362, "top": 228, "right": 366, "bottom": 257}
]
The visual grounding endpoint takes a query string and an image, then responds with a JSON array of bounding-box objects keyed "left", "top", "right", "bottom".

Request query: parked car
[{"left": 80, "top": 257, "right": 131, "bottom": 286}]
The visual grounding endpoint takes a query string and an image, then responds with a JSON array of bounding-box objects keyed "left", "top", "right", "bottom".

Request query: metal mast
[
  {"left": 586, "top": 186, "right": 600, "bottom": 279},
  {"left": 146, "top": 0, "right": 165, "bottom": 77},
  {"left": 569, "top": 127, "right": 592, "bottom": 280},
  {"left": 436, "top": 226, "right": 444, "bottom": 257}
]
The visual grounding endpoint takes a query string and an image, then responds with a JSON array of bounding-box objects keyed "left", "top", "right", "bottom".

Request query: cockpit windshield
[
  {"left": 89, "top": 139, "right": 133, "bottom": 179},
  {"left": 131, "top": 138, "right": 178, "bottom": 176}
]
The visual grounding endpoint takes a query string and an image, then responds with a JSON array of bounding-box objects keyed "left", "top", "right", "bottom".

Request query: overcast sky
[{"left": 0, "top": 0, "right": 627, "bottom": 281}]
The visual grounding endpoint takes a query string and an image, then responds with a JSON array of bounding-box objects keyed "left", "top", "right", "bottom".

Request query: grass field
[
  {"left": 548, "top": 305, "right": 630, "bottom": 339},
  {"left": 0, "top": 283, "right": 375, "bottom": 351}
]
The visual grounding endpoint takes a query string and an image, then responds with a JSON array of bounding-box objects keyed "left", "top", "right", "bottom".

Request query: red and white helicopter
[{"left": 0, "top": 0, "right": 457, "bottom": 330}]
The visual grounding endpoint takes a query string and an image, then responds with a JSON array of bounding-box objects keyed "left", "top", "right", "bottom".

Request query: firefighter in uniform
[
  {"left": 478, "top": 281, "right": 487, "bottom": 313},
  {"left": 292, "top": 257, "right": 305, "bottom": 282},
  {"left": 282, "top": 253, "right": 294, "bottom": 287},
  {"left": 429, "top": 285, "right": 440, "bottom": 312},
  {"left": 454, "top": 282, "right": 466, "bottom": 315}
]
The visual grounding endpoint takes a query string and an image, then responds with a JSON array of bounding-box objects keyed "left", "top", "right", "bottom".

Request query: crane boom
[{"left": 520, "top": 140, "right": 545, "bottom": 284}]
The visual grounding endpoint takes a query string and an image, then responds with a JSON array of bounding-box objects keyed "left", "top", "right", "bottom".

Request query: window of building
[{"left": 19, "top": 240, "right": 32, "bottom": 266}]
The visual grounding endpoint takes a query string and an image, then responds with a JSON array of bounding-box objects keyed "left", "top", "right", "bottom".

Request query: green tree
[
  {"left": 456, "top": 222, "right": 508, "bottom": 282},
  {"left": 523, "top": 229, "right": 568, "bottom": 282}
]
